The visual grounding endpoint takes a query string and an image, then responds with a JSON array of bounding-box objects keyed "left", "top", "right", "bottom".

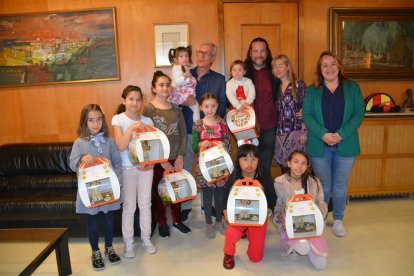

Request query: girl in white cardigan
[{"left": 226, "top": 60, "right": 255, "bottom": 110}]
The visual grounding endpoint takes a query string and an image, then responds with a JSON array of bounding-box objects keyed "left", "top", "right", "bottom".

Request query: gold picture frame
[
  {"left": 329, "top": 7, "right": 414, "bottom": 79},
  {"left": 153, "top": 23, "right": 189, "bottom": 67},
  {"left": 0, "top": 7, "right": 120, "bottom": 87}
]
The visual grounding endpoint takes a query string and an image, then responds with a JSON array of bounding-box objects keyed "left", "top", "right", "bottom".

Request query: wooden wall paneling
[
  {"left": 223, "top": 2, "right": 298, "bottom": 77},
  {"left": 384, "top": 158, "right": 414, "bottom": 189},
  {"left": 358, "top": 125, "right": 384, "bottom": 155},
  {"left": 387, "top": 124, "right": 414, "bottom": 154},
  {"left": 348, "top": 159, "right": 382, "bottom": 193}
]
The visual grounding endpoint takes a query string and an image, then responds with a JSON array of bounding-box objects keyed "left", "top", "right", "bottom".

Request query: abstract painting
[{"left": 0, "top": 8, "right": 120, "bottom": 86}]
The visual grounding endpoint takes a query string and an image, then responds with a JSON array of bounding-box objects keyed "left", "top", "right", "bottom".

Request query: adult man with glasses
[
  {"left": 244, "top": 37, "right": 281, "bottom": 211},
  {"left": 181, "top": 42, "right": 227, "bottom": 221}
]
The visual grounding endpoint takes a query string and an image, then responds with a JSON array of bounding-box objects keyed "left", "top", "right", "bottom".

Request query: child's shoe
[
  {"left": 123, "top": 243, "right": 135, "bottom": 258},
  {"left": 309, "top": 251, "right": 327, "bottom": 270},
  {"left": 332, "top": 220, "right": 346, "bottom": 237},
  {"left": 223, "top": 254, "right": 235, "bottom": 270},
  {"left": 105, "top": 246, "right": 121, "bottom": 264},
  {"left": 143, "top": 240, "right": 157, "bottom": 254},
  {"left": 158, "top": 224, "right": 171, "bottom": 239},
  {"left": 205, "top": 223, "right": 216, "bottom": 239},
  {"left": 173, "top": 222, "right": 191, "bottom": 235},
  {"left": 91, "top": 250, "right": 105, "bottom": 271},
  {"left": 215, "top": 221, "right": 227, "bottom": 235}
]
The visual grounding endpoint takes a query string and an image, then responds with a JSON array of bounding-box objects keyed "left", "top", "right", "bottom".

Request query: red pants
[
  {"left": 223, "top": 220, "right": 267, "bottom": 262},
  {"left": 152, "top": 160, "right": 182, "bottom": 225}
]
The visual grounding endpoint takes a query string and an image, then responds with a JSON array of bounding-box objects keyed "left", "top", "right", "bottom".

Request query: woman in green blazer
[{"left": 303, "top": 51, "right": 364, "bottom": 237}]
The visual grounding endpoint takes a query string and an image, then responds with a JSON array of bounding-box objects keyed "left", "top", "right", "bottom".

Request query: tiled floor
[{"left": 1, "top": 195, "right": 414, "bottom": 275}]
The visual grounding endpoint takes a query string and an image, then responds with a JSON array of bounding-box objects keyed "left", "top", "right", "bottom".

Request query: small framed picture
[{"left": 153, "top": 23, "right": 189, "bottom": 67}]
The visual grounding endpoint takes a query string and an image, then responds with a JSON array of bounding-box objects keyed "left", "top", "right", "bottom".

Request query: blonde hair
[{"left": 272, "top": 54, "right": 298, "bottom": 100}]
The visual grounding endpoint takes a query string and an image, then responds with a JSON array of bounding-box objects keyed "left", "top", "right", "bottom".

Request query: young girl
[
  {"left": 112, "top": 85, "right": 157, "bottom": 258},
  {"left": 142, "top": 71, "right": 191, "bottom": 239},
  {"left": 70, "top": 104, "right": 122, "bottom": 271},
  {"left": 222, "top": 144, "right": 267, "bottom": 269},
  {"left": 226, "top": 60, "right": 255, "bottom": 110},
  {"left": 168, "top": 46, "right": 200, "bottom": 121},
  {"left": 272, "top": 54, "right": 307, "bottom": 173},
  {"left": 193, "top": 93, "right": 231, "bottom": 239},
  {"left": 273, "top": 150, "right": 328, "bottom": 270}
]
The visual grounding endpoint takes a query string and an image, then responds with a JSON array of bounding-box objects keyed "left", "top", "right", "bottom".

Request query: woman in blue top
[{"left": 303, "top": 51, "right": 364, "bottom": 237}]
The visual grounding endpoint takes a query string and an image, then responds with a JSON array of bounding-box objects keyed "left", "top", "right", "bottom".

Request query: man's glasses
[{"left": 196, "top": 50, "right": 214, "bottom": 58}]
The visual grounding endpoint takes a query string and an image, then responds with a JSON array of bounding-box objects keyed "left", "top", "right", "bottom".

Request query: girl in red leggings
[{"left": 222, "top": 144, "right": 267, "bottom": 269}]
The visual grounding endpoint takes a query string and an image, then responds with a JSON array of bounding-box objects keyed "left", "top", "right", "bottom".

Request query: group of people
[{"left": 69, "top": 37, "right": 365, "bottom": 271}]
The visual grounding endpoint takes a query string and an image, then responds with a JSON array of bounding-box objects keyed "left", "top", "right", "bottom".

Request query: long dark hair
[
  {"left": 78, "top": 104, "right": 109, "bottom": 139},
  {"left": 244, "top": 37, "right": 273, "bottom": 71},
  {"left": 151, "top": 71, "right": 171, "bottom": 94},
  {"left": 230, "top": 144, "right": 262, "bottom": 181},
  {"left": 115, "top": 85, "right": 143, "bottom": 114},
  {"left": 286, "top": 150, "right": 318, "bottom": 194}
]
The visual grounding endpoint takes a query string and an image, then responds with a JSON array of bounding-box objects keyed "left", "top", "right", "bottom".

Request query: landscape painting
[
  {"left": 329, "top": 8, "right": 414, "bottom": 79},
  {"left": 0, "top": 8, "right": 120, "bottom": 86}
]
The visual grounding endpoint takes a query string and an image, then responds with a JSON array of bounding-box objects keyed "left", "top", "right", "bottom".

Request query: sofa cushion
[
  {"left": 1, "top": 174, "right": 77, "bottom": 191},
  {"left": 0, "top": 189, "right": 78, "bottom": 220},
  {"left": 0, "top": 143, "right": 74, "bottom": 176}
]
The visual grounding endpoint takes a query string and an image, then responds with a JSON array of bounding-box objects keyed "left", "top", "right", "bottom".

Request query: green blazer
[{"left": 303, "top": 79, "right": 365, "bottom": 157}]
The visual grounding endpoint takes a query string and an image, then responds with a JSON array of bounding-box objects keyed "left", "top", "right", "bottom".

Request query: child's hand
[
  {"left": 277, "top": 212, "right": 286, "bottom": 228},
  {"left": 137, "top": 164, "right": 154, "bottom": 171},
  {"left": 81, "top": 154, "right": 94, "bottom": 165},
  {"left": 200, "top": 140, "right": 210, "bottom": 149},
  {"left": 183, "top": 95, "right": 197, "bottom": 107},
  {"left": 129, "top": 122, "right": 145, "bottom": 132},
  {"left": 295, "top": 109, "right": 303, "bottom": 119},
  {"left": 161, "top": 162, "right": 174, "bottom": 171},
  {"left": 184, "top": 70, "right": 192, "bottom": 78},
  {"left": 174, "top": 156, "right": 184, "bottom": 171}
]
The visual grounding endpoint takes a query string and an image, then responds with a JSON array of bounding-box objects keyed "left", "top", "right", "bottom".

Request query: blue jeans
[{"left": 310, "top": 146, "right": 355, "bottom": 221}]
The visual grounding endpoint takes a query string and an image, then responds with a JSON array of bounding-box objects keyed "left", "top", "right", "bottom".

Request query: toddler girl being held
[{"left": 168, "top": 46, "right": 200, "bottom": 121}]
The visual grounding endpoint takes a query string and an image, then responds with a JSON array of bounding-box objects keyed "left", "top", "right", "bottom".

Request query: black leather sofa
[{"left": 0, "top": 142, "right": 155, "bottom": 237}]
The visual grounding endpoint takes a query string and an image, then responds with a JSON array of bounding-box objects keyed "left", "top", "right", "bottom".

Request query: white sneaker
[
  {"left": 123, "top": 243, "right": 135, "bottom": 258},
  {"left": 332, "top": 220, "right": 346, "bottom": 237},
  {"left": 143, "top": 240, "right": 157, "bottom": 254}
]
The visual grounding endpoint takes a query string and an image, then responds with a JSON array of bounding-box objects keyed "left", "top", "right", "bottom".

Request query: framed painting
[
  {"left": 329, "top": 8, "right": 414, "bottom": 79},
  {"left": 153, "top": 23, "right": 189, "bottom": 67},
  {"left": 0, "top": 7, "right": 120, "bottom": 87}
]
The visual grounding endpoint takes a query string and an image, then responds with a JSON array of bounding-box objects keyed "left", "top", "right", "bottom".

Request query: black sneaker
[
  {"left": 173, "top": 222, "right": 191, "bottom": 235},
  {"left": 159, "top": 224, "right": 171, "bottom": 239},
  {"left": 105, "top": 246, "right": 121, "bottom": 265},
  {"left": 91, "top": 250, "right": 105, "bottom": 271},
  {"left": 181, "top": 209, "right": 192, "bottom": 222}
]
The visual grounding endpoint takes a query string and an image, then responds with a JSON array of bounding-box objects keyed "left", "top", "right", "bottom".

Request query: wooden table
[{"left": 0, "top": 228, "right": 72, "bottom": 276}]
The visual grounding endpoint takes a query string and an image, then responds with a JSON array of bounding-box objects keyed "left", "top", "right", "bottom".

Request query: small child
[
  {"left": 273, "top": 150, "right": 328, "bottom": 270},
  {"left": 226, "top": 60, "right": 255, "bottom": 110},
  {"left": 192, "top": 93, "right": 231, "bottom": 239},
  {"left": 69, "top": 104, "right": 122, "bottom": 271},
  {"left": 168, "top": 46, "right": 200, "bottom": 121},
  {"left": 222, "top": 144, "right": 267, "bottom": 269}
]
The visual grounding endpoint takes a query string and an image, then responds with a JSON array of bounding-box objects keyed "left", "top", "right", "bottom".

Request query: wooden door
[{"left": 223, "top": 2, "right": 298, "bottom": 78}]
